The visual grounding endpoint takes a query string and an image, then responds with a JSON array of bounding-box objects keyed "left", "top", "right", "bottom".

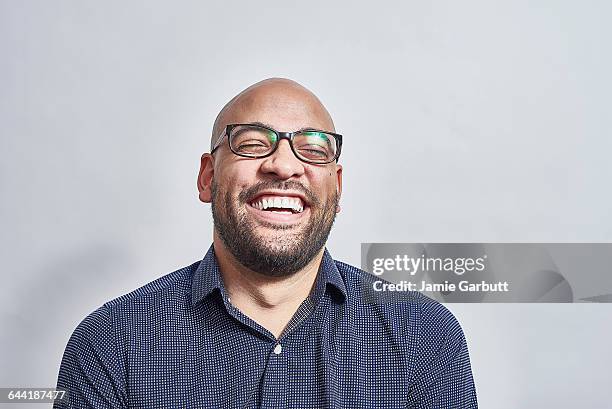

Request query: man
[{"left": 55, "top": 78, "right": 478, "bottom": 408}]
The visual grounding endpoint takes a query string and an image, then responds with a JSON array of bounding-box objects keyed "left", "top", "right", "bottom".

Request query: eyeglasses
[{"left": 210, "top": 123, "right": 342, "bottom": 164}]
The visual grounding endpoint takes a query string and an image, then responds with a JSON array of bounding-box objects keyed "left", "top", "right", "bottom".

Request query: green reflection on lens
[
  {"left": 300, "top": 132, "right": 332, "bottom": 150},
  {"left": 302, "top": 131, "right": 328, "bottom": 140},
  {"left": 267, "top": 131, "right": 278, "bottom": 144}
]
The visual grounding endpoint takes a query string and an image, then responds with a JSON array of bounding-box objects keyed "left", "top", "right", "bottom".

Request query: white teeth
[{"left": 251, "top": 196, "right": 305, "bottom": 213}]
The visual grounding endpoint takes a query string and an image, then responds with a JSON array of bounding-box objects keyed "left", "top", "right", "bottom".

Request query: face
[{"left": 198, "top": 81, "right": 343, "bottom": 277}]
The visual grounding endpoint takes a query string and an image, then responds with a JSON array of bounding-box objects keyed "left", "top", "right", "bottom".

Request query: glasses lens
[
  {"left": 229, "top": 125, "right": 278, "bottom": 156},
  {"left": 293, "top": 131, "right": 337, "bottom": 163}
]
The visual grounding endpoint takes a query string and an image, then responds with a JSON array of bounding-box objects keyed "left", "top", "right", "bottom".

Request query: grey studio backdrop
[{"left": 1, "top": 1, "right": 611, "bottom": 408}]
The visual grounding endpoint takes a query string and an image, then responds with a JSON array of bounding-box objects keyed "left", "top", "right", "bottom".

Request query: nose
[{"left": 259, "top": 139, "right": 306, "bottom": 179}]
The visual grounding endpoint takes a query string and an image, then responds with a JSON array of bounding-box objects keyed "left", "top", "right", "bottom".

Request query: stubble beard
[{"left": 211, "top": 180, "right": 339, "bottom": 277}]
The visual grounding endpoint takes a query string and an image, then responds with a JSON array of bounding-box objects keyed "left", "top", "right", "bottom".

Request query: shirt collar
[{"left": 191, "top": 244, "right": 347, "bottom": 306}]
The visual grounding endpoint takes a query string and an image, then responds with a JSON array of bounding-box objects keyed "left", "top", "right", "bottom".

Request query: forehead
[{"left": 223, "top": 84, "right": 335, "bottom": 132}]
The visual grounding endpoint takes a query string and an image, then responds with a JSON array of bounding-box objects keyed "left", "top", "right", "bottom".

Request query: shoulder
[
  {"left": 104, "top": 260, "right": 200, "bottom": 309},
  {"left": 334, "top": 259, "right": 466, "bottom": 345},
  {"left": 69, "top": 260, "right": 201, "bottom": 338}
]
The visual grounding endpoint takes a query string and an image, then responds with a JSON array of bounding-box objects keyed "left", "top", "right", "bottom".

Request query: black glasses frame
[{"left": 210, "top": 123, "right": 343, "bottom": 164}]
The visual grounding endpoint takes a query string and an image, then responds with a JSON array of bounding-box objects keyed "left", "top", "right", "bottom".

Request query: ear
[
  {"left": 197, "top": 153, "right": 214, "bottom": 203},
  {"left": 335, "top": 163, "right": 343, "bottom": 213}
]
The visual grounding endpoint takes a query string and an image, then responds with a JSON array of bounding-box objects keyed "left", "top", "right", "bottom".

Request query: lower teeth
[{"left": 251, "top": 203, "right": 302, "bottom": 213}]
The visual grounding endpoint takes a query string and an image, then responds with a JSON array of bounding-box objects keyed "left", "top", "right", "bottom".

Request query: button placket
[{"left": 259, "top": 342, "right": 289, "bottom": 409}]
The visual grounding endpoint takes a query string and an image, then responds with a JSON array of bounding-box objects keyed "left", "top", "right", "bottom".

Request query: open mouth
[{"left": 249, "top": 195, "right": 305, "bottom": 214}]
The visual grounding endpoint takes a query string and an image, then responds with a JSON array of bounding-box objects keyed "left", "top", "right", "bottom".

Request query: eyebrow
[{"left": 247, "top": 121, "right": 326, "bottom": 133}]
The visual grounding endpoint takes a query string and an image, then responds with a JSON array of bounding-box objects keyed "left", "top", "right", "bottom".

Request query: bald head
[{"left": 211, "top": 78, "right": 335, "bottom": 150}]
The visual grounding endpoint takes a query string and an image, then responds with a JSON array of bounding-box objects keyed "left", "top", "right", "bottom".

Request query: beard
[{"left": 211, "top": 179, "right": 339, "bottom": 277}]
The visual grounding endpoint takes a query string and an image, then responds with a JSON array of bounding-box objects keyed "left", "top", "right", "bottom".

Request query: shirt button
[{"left": 273, "top": 343, "right": 282, "bottom": 355}]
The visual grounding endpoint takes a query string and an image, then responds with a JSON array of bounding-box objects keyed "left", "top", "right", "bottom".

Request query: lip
[{"left": 246, "top": 201, "right": 310, "bottom": 225}]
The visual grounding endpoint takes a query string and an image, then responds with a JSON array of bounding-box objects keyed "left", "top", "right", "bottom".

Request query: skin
[{"left": 197, "top": 78, "right": 343, "bottom": 338}]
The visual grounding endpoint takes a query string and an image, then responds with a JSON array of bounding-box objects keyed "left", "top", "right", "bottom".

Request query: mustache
[{"left": 238, "top": 180, "right": 320, "bottom": 207}]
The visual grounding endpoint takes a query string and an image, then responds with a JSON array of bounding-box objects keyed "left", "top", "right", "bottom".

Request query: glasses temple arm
[{"left": 210, "top": 128, "right": 227, "bottom": 152}]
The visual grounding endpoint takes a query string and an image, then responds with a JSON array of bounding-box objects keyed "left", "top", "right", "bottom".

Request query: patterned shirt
[{"left": 54, "top": 245, "right": 478, "bottom": 408}]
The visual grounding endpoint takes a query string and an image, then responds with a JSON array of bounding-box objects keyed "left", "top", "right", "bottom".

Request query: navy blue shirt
[{"left": 55, "top": 245, "right": 478, "bottom": 408}]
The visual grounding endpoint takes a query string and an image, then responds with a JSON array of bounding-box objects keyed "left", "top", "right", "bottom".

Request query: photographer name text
[{"left": 373, "top": 280, "right": 510, "bottom": 292}]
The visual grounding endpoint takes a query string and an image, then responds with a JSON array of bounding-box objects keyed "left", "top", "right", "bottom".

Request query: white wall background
[{"left": 1, "top": 1, "right": 611, "bottom": 407}]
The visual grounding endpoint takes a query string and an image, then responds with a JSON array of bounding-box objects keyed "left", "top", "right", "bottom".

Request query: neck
[{"left": 212, "top": 232, "right": 324, "bottom": 338}]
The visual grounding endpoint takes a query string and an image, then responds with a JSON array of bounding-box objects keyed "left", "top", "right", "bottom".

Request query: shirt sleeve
[
  {"left": 406, "top": 298, "right": 478, "bottom": 408},
  {"left": 53, "top": 305, "right": 128, "bottom": 409}
]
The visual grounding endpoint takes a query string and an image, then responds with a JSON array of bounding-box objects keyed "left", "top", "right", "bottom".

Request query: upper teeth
[{"left": 251, "top": 196, "right": 304, "bottom": 213}]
